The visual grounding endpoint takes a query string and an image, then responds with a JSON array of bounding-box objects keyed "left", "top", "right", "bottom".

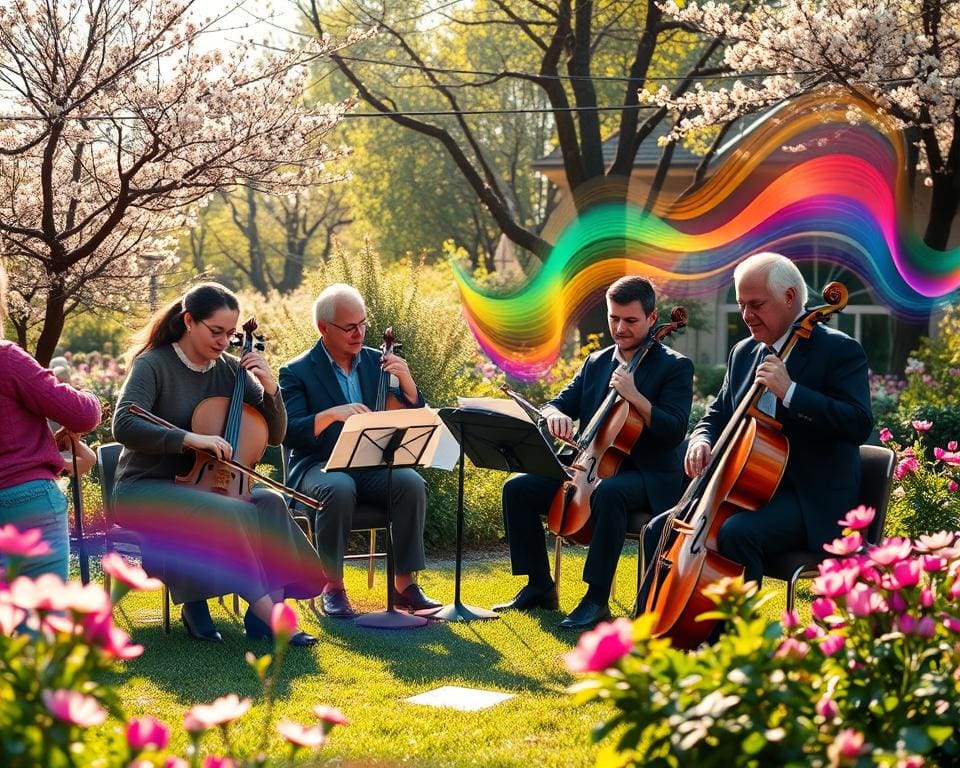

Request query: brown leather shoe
[
  {"left": 392, "top": 584, "right": 442, "bottom": 612},
  {"left": 320, "top": 588, "right": 357, "bottom": 618}
]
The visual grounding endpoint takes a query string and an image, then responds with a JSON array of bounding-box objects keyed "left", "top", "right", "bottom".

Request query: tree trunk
[
  {"left": 33, "top": 280, "right": 67, "bottom": 366},
  {"left": 890, "top": 176, "right": 960, "bottom": 373}
]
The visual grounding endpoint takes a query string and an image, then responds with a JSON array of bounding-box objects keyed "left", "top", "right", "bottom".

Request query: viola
[
  {"left": 635, "top": 283, "right": 848, "bottom": 648},
  {"left": 547, "top": 307, "right": 688, "bottom": 544},
  {"left": 129, "top": 317, "right": 322, "bottom": 511}
]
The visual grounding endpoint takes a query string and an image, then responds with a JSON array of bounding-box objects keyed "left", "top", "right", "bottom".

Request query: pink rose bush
[
  {"left": 567, "top": 506, "right": 960, "bottom": 766},
  {"left": 0, "top": 530, "right": 346, "bottom": 767},
  {"left": 881, "top": 420, "right": 960, "bottom": 538}
]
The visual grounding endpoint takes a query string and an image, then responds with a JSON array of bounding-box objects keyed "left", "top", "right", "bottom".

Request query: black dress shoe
[
  {"left": 244, "top": 609, "right": 318, "bottom": 646},
  {"left": 559, "top": 597, "right": 611, "bottom": 630},
  {"left": 392, "top": 584, "right": 442, "bottom": 612},
  {"left": 182, "top": 602, "right": 222, "bottom": 643},
  {"left": 320, "top": 588, "right": 357, "bottom": 618},
  {"left": 492, "top": 583, "right": 559, "bottom": 613}
]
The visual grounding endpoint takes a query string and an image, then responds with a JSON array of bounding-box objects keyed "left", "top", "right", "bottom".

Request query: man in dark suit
[
  {"left": 493, "top": 276, "right": 694, "bottom": 630},
  {"left": 279, "top": 284, "right": 440, "bottom": 618},
  {"left": 642, "top": 252, "right": 874, "bottom": 590}
]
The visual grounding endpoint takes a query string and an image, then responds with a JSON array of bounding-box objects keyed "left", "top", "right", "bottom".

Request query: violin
[
  {"left": 129, "top": 317, "right": 322, "bottom": 511},
  {"left": 547, "top": 307, "right": 688, "bottom": 544},
  {"left": 635, "top": 283, "right": 848, "bottom": 648}
]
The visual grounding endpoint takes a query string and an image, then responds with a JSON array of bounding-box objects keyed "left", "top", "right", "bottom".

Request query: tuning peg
[{"left": 254, "top": 341, "right": 266, "bottom": 352}]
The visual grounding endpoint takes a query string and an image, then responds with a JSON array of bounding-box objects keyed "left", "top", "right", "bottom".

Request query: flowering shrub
[
  {"left": 567, "top": 506, "right": 960, "bottom": 767},
  {"left": 881, "top": 421, "right": 960, "bottom": 539},
  {"left": 0, "top": 530, "right": 346, "bottom": 767}
]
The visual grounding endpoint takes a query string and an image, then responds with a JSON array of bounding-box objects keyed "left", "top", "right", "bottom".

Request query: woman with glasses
[
  {"left": 112, "top": 282, "right": 326, "bottom": 646},
  {"left": 279, "top": 283, "right": 441, "bottom": 619}
]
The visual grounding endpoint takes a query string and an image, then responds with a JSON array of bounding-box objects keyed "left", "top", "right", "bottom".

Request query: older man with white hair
[
  {"left": 279, "top": 284, "right": 439, "bottom": 618},
  {"left": 641, "top": 252, "right": 873, "bottom": 595}
]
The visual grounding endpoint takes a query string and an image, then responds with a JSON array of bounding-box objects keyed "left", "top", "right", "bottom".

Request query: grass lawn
[{"left": 95, "top": 542, "right": 797, "bottom": 767}]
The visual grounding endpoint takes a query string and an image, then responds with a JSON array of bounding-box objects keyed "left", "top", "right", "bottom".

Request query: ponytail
[{"left": 129, "top": 282, "right": 239, "bottom": 360}]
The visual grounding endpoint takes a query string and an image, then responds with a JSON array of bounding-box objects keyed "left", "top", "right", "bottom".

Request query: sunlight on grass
[{"left": 100, "top": 543, "right": 795, "bottom": 766}]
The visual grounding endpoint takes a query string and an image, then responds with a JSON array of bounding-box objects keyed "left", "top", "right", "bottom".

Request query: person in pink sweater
[{"left": 0, "top": 262, "right": 102, "bottom": 579}]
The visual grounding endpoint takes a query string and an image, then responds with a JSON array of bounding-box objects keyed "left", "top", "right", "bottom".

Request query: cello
[
  {"left": 129, "top": 317, "right": 323, "bottom": 512},
  {"left": 636, "top": 283, "right": 848, "bottom": 648},
  {"left": 546, "top": 306, "right": 688, "bottom": 544}
]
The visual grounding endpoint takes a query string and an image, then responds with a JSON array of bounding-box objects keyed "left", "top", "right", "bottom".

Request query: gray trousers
[{"left": 298, "top": 464, "right": 427, "bottom": 579}]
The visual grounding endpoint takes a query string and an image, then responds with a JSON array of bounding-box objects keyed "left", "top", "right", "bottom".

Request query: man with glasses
[{"left": 279, "top": 283, "right": 440, "bottom": 618}]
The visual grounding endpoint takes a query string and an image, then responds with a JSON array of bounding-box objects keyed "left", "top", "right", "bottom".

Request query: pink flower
[
  {"left": 270, "top": 602, "right": 297, "bottom": 641},
  {"left": 277, "top": 720, "right": 326, "bottom": 748},
  {"left": 0, "top": 525, "right": 51, "bottom": 559},
  {"left": 845, "top": 584, "right": 885, "bottom": 617},
  {"left": 838, "top": 505, "right": 875, "bottom": 530},
  {"left": 63, "top": 581, "right": 110, "bottom": 615},
  {"left": 781, "top": 610, "right": 799, "bottom": 629},
  {"left": 42, "top": 689, "right": 107, "bottom": 727},
  {"left": 950, "top": 480, "right": 959, "bottom": 493},
  {"left": 819, "top": 633, "right": 845, "bottom": 656},
  {"left": 824, "top": 533, "right": 862, "bottom": 556},
  {"left": 912, "top": 420, "right": 933, "bottom": 432},
  {"left": 82, "top": 608, "right": 113, "bottom": 646},
  {"left": 869, "top": 538, "right": 913, "bottom": 566},
  {"left": 942, "top": 613, "right": 960, "bottom": 633},
  {"left": 101, "top": 553, "right": 163, "bottom": 593},
  {"left": 9, "top": 573, "right": 69, "bottom": 611},
  {"left": 898, "top": 757, "right": 925, "bottom": 768},
  {"left": 312, "top": 705, "right": 349, "bottom": 729},
  {"left": 920, "top": 587, "right": 935, "bottom": 607},
  {"left": 813, "top": 568, "right": 858, "bottom": 598},
  {"left": 127, "top": 716, "right": 170, "bottom": 751},
  {"left": 895, "top": 456, "right": 920, "bottom": 480},
  {"left": 163, "top": 759, "right": 188, "bottom": 768},
  {"left": 804, "top": 624, "right": 825, "bottom": 640},
  {"left": 184, "top": 694, "right": 251, "bottom": 732},
  {"left": 898, "top": 614, "right": 919, "bottom": 634},
  {"left": 950, "top": 441, "right": 958, "bottom": 451},
  {"left": 774, "top": 637, "right": 810, "bottom": 659},
  {"left": 918, "top": 616, "right": 937, "bottom": 638},
  {"left": 879, "top": 427, "right": 893, "bottom": 443},
  {"left": 916, "top": 531, "right": 955, "bottom": 551},
  {"left": 889, "top": 591, "right": 908, "bottom": 612},
  {"left": 816, "top": 695, "right": 838, "bottom": 719},
  {"left": 0, "top": 603, "right": 26, "bottom": 635},
  {"left": 921, "top": 556, "right": 947, "bottom": 573},
  {"left": 935, "top": 449, "right": 960, "bottom": 466},
  {"left": 564, "top": 617, "right": 634, "bottom": 673},
  {"left": 811, "top": 598, "right": 837, "bottom": 622},
  {"left": 202, "top": 758, "right": 235, "bottom": 768},
  {"left": 888, "top": 559, "right": 922, "bottom": 590},
  {"left": 829, "top": 729, "right": 866, "bottom": 761}
]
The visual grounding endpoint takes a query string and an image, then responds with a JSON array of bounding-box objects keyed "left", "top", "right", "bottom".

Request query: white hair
[
  {"left": 312, "top": 283, "right": 365, "bottom": 328},
  {"left": 734, "top": 252, "right": 809, "bottom": 306}
]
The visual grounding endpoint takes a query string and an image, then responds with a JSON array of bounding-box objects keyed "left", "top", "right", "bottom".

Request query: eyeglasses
[
  {"left": 326, "top": 318, "right": 367, "bottom": 336},
  {"left": 198, "top": 319, "right": 236, "bottom": 341}
]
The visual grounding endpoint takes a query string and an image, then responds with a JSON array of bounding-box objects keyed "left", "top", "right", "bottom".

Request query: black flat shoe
[
  {"left": 182, "top": 603, "right": 222, "bottom": 643},
  {"left": 492, "top": 583, "right": 559, "bottom": 613},
  {"left": 320, "top": 588, "right": 357, "bottom": 618},
  {"left": 244, "top": 608, "right": 318, "bottom": 647},
  {"left": 391, "top": 584, "right": 442, "bottom": 612},
  {"left": 559, "top": 598, "right": 611, "bottom": 630}
]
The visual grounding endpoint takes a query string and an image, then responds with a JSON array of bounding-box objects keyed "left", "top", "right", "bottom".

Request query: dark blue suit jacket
[
  {"left": 550, "top": 341, "right": 694, "bottom": 515},
  {"left": 690, "top": 323, "right": 873, "bottom": 549},
  {"left": 279, "top": 342, "right": 425, "bottom": 492}
]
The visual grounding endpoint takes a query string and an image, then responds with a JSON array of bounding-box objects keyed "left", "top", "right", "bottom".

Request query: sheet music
[
  {"left": 325, "top": 407, "right": 460, "bottom": 471},
  {"left": 455, "top": 396, "right": 534, "bottom": 424}
]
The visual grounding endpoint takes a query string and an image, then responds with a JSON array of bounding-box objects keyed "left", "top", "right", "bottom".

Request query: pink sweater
[{"left": 0, "top": 340, "right": 102, "bottom": 490}]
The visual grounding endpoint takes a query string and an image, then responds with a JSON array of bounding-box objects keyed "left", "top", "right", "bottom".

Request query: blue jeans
[{"left": 0, "top": 479, "right": 69, "bottom": 580}]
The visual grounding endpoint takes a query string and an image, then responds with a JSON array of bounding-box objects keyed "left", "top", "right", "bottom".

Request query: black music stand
[
  {"left": 436, "top": 408, "right": 569, "bottom": 622},
  {"left": 327, "top": 418, "right": 439, "bottom": 630}
]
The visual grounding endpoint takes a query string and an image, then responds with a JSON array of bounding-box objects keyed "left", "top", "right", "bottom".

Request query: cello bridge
[{"left": 670, "top": 519, "right": 696, "bottom": 535}]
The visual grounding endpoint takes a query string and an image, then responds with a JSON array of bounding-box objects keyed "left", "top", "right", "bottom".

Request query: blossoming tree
[
  {"left": 647, "top": 0, "right": 960, "bottom": 368},
  {"left": 0, "top": 0, "right": 356, "bottom": 364}
]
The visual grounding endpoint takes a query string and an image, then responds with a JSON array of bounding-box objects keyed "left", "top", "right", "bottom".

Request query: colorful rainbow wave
[{"left": 453, "top": 93, "right": 960, "bottom": 379}]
